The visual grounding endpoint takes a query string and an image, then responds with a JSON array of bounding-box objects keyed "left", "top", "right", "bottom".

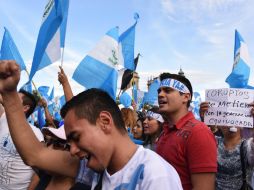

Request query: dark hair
[
  {"left": 135, "top": 111, "right": 146, "bottom": 141},
  {"left": 19, "top": 89, "right": 37, "bottom": 118},
  {"left": 143, "top": 107, "right": 163, "bottom": 146},
  {"left": 159, "top": 72, "right": 193, "bottom": 107},
  {"left": 136, "top": 111, "right": 146, "bottom": 123},
  {"left": 61, "top": 88, "right": 126, "bottom": 134}
]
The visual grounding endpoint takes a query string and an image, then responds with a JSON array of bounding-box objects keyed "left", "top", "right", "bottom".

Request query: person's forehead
[
  {"left": 158, "top": 86, "right": 176, "bottom": 91},
  {"left": 18, "top": 92, "right": 23, "bottom": 98},
  {"left": 64, "top": 110, "right": 93, "bottom": 139}
]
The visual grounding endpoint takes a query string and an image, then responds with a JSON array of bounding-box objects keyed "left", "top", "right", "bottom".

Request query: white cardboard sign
[{"left": 204, "top": 88, "right": 254, "bottom": 128}]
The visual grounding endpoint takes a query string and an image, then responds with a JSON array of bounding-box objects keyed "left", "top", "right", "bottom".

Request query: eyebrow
[{"left": 67, "top": 132, "right": 76, "bottom": 141}]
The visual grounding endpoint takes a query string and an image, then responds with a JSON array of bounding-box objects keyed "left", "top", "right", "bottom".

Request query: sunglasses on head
[{"left": 45, "top": 138, "right": 70, "bottom": 151}]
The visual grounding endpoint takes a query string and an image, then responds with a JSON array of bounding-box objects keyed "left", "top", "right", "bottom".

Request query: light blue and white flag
[
  {"left": 38, "top": 85, "right": 50, "bottom": 100},
  {"left": 190, "top": 92, "right": 202, "bottom": 120},
  {"left": 119, "top": 13, "right": 139, "bottom": 71},
  {"left": 73, "top": 27, "right": 123, "bottom": 100},
  {"left": 0, "top": 27, "right": 26, "bottom": 70},
  {"left": 49, "top": 87, "right": 54, "bottom": 101},
  {"left": 59, "top": 95, "right": 66, "bottom": 108},
  {"left": 60, "top": 0, "right": 69, "bottom": 48},
  {"left": 142, "top": 78, "right": 160, "bottom": 106},
  {"left": 29, "top": 0, "right": 69, "bottom": 81},
  {"left": 37, "top": 107, "right": 46, "bottom": 128},
  {"left": 20, "top": 82, "right": 33, "bottom": 93},
  {"left": 119, "top": 92, "right": 132, "bottom": 108},
  {"left": 225, "top": 30, "right": 251, "bottom": 88},
  {"left": 137, "top": 90, "right": 145, "bottom": 111}
]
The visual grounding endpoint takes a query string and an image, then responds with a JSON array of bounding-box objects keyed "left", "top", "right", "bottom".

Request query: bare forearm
[
  {"left": 44, "top": 108, "right": 55, "bottom": 127},
  {"left": 2, "top": 91, "right": 44, "bottom": 165},
  {"left": 62, "top": 83, "right": 74, "bottom": 102}
]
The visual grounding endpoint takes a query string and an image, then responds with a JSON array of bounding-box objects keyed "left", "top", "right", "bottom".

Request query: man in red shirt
[{"left": 156, "top": 73, "right": 217, "bottom": 190}]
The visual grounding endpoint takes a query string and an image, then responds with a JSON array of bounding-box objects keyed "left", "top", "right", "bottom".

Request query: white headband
[
  {"left": 160, "top": 79, "right": 190, "bottom": 93},
  {"left": 146, "top": 111, "right": 164, "bottom": 123}
]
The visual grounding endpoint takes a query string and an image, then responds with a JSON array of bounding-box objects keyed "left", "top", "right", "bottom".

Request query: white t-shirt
[
  {"left": 91, "top": 145, "right": 183, "bottom": 190},
  {"left": 0, "top": 113, "right": 44, "bottom": 190}
]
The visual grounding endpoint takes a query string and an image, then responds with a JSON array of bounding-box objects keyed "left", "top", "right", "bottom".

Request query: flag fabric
[
  {"left": 72, "top": 27, "right": 122, "bottom": 100},
  {"left": 49, "top": 87, "right": 54, "bottom": 101},
  {"left": 54, "top": 112, "right": 62, "bottom": 122},
  {"left": 142, "top": 78, "right": 160, "bottom": 106},
  {"left": 190, "top": 92, "right": 202, "bottom": 120},
  {"left": 59, "top": 95, "right": 66, "bottom": 108},
  {"left": 119, "top": 13, "right": 139, "bottom": 71},
  {"left": 0, "top": 27, "right": 26, "bottom": 70},
  {"left": 120, "top": 53, "right": 141, "bottom": 90},
  {"left": 225, "top": 30, "right": 251, "bottom": 88},
  {"left": 38, "top": 86, "right": 50, "bottom": 99},
  {"left": 37, "top": 107, "right": 46, "bottom": 128},
  {"left": 60, "top": 0, "right": 69, "bottom": 47},
  {"left": 120, "top": 69, "right": 133, "bottom": 90},
  {"left": 133, "top": 84, "right": 138, "bottom": 104},
  {"left": 20, "top": 82, "right": 33, "bottom": 93},
  {"left": 133, "top": 53, "right": 140, "bottom": 71},
  {"left": 29, "top": 0, "right": 69, "bottom": 81},
  {"left": 48, "top": 103, "right": 54, "bottom": 115},
  {"left": 137, "top": 90, "right": 145, "bottom": 110},
  {"left": 119, "top": 92, "right": 132, "bottom": 108}
]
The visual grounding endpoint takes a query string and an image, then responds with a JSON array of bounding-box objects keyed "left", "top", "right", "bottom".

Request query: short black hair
[
  {"left": 61, "top": 88, "right": 126, "bottom": 134},
  {"left": 159, "top": 72, "right": 193, "bottom": 107},
  {"left": 19, "top": 89, "right": 37, "bottom": 118}
]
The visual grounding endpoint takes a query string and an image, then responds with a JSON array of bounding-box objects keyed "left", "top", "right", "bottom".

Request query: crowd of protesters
[{"left": 0, "top": 60, "right": 254, "bottom": 190}]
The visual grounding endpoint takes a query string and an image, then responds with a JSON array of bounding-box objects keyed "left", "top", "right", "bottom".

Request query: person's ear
[
  {"left": 97, "top": 111, "right": 113, "bottom": 134},
  {"left": 182, "top": 93, "right": 191, "bottom": 104},
  {"left": 23, "top": 105, "right": 30, "bottom": 114}
]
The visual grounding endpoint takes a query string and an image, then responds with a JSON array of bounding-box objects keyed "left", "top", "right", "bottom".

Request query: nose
[
  {"left": 143, "top": 118, "right": 148, "bottom": 125},
  {"left": 158, "top": 89, "right": 165, "bottom": 98},
  {"left": 69, "top": 142, "right": 80, "bottom": 157}
]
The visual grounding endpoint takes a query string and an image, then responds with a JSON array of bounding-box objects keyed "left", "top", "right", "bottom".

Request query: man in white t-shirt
[
  {"left": 0, "top": 90, "right": 44, "bottom": 190},
  {"left": 0, "top": 60, "right": 183, "bottom": 190}
]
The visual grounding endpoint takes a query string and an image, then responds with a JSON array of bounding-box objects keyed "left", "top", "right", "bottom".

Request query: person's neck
[
  {"left": 223, "top": 133, "right": 241, "bottom": 150},
  {"left": 166, "top": 108, "right": 189, "bottom": 125},
  {"left": 0, "top": 104, "right": 4, "bottom": 117},
  {"left": 150, "top": 130, "right": 161, "bottom": 144},
  {"left": 107, "top": 134, "right": 138, "bottom": 175}
]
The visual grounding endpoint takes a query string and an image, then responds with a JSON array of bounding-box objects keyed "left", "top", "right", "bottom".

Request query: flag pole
[
  {"left": 60, "top": 47, "right": 65, "bottom": 67},
  {"left": 24, "top": 68, "right": 41, "bottom": 98},
  {"left": 117, "top": 90, "right": 122, "bottom": 99}
]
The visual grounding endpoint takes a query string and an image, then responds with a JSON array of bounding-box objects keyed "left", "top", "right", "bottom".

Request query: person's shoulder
[
  {"left": 140, "top": 147, "right": 178, "bottom": 175},
  {"left": 187, "top": 118, "right": 211, "bottom": 132},
  {"left": 29, "top": 124, "right": 44, "bottom": 141}
]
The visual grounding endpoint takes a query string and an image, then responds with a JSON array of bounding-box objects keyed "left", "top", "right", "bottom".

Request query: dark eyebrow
[{"left": 67, "top": 132, "right": 77, "bottom": 142}]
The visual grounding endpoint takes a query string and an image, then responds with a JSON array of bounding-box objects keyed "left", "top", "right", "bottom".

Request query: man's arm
[
  {"left": 191, "top": 173, "right": 215, "bottom": 190},
  {"left": 58, "top": 66, "right": 73, "bottom": 101},
  {"left": 38, "top": 98, "right": 56, "bottom": 127},
  {"left": 0, "top": 60, "right": 79, "bottom": 177}
]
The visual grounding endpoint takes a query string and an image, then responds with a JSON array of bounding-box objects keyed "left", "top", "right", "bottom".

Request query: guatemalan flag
[
  {"left": 72, "top": 27, "right": 123, "bottom": 100},
  {"left": 225, "top": 30, "right": 251, "bottom": 88},
  {"left": 0, "top": 27, "right": 26, "bottom": 71},
  {"left": 29, "top": 0, "right": 69, "bottom": 82},
  {"left": 119, "top": 13, "right": 139, "bottom": 71}
]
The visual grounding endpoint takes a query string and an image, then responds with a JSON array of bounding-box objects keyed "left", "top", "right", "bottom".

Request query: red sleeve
[{"left": 186, "top": 125, "right": 217, "bottom": 173}]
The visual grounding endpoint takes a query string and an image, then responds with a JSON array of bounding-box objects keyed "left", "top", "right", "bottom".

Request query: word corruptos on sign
[{"left": 204, "top": 88, "right": 254, "bottom": 128}]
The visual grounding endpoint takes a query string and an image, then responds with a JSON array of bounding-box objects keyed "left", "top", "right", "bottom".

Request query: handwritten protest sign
[{"left": 204, "top": 88, "right": 254, "bottom": 128}]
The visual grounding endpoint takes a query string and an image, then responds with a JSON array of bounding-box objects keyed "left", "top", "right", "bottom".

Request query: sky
[{"left": 0, "top": 0, "right": 254, "bottom": 100}]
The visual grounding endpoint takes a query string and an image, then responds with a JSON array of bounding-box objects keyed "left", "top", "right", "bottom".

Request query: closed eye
[{"left": 67, "top": 132, "right": 80, "bottom": 143}]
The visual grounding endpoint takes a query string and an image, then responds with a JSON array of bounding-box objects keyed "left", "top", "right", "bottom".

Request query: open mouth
[{"left": 158, "top": 100, "right": 167, "bottom": 105}]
